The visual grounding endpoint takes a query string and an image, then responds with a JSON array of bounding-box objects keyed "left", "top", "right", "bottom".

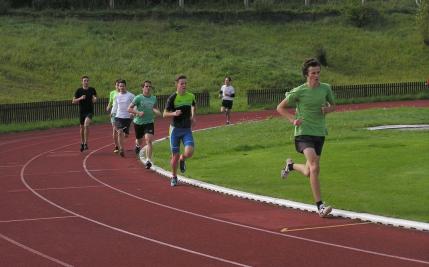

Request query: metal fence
[
  {"left": 0, "top": 91, "right": 210, "bottom": 124},
  {"left": 247, "top": 81, "right": 428, "bottom": 105}
]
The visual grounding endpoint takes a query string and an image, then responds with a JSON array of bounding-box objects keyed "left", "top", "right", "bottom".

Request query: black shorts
[
  {"left": 295, "top": 135, "right": 325, "bottom": 156},
  {"left": 134, "top": 123, "right": 155, "bottom": 139},
  {"left": 221, "top": 100, "right": 233, "bottom": 109},
  {"left": 115, "top": 117, "right": 132, "bottom": 134},
  {"left": 79, "top": 113, "right": 93, "bottom": 125}
]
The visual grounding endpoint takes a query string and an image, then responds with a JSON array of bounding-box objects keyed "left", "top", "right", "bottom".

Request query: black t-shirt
[
  {"left": 74, "top": 87, "right": 97, "bottom": 114},
  {"left": 165, "top": 92, "right": 196, "bottom": 128}
]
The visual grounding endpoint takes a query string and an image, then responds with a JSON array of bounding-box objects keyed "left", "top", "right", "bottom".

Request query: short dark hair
[
  {"left": 81, "top": 75, "right": 89, "bottom": 80},
  {"left": 115, "top": 79, "right": 121, "bottom": 84},
  {"left": 118, "top": 79, "right": 126, "bottom": 85},
  {"left": 225, "top": 76, "right": 232, "bottom": 81},
  {"left": 175, "top": 74, "right": 187, "bottom": 82},
  {"left": 301, "top": 58, "right": 321, "bottom": 77},
  {"left": 141, "top": 80, "right": 152, "bottom": 87}
]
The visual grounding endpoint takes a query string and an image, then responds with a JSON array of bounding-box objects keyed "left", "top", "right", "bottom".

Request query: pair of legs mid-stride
[
  {"left": 79, "top": 114, "right": 92, "bottom": 152},
  {"left": 134, "top": 123, "right": 155, "bottom": 169},
  {"left": 281, "top": 136, "right": 332, "bottom": 218},
  {"left": 221, "top": 100, "right": 233, "bottom": 124},
  {"left": 169, "top": 127, "right": 194, "bottom": 187}
]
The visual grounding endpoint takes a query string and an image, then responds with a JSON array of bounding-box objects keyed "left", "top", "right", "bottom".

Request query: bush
[
  {"left": 0, "top": 0, "right": 10, "bottom": 14},
  {"left": 416, "top": 0, "right": 429, "bottom": 45},
  {"left": 345, "top": 5, "right": 383, "bottom": 28},
  {"left": 314, "top": 44, "right": 328, "bottom": 66}
]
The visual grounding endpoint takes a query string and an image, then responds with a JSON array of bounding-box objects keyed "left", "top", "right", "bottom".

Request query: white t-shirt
[
  {"left": 112, "top": 91, "right": 135, "bottom": 119},
  {"left": 221, "top": 85, "right": 235, "bottom": 101}
]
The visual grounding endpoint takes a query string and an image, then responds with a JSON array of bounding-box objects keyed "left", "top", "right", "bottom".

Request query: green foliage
[
  {"left": 0, "top": 3, "right": 428, "bottom": 104},
  {"left": 416, "top": 0, "right": 429, "bottom": 45},
  {"left": 0, "top": 0, "right": 10, "bottom": 14},
  {"left": 313, "top": 43, "right": 328, "bottom": 66},
  {"left": 344, "top": 4, "right": 383, "bottom": 28}
]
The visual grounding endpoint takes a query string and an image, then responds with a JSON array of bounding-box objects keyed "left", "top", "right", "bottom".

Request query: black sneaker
[
  {"left": 84, "top": 144, "right": 88, "bottom": 150},
  {"left": 179, "top": 158, "right": 186, "bottom": 173},
  {"left": 135, "top": 146, "right": 141, "bottom": 155},
  {"left": 80, "top": 143, "right": 84, "bottom": 152},
  {"left": 145, "top": 160, "right": 152, "bottom": 169}
]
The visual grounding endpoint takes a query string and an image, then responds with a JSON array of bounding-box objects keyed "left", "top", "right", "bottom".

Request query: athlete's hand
[
  {"left": 81, "top": 95, "right": 86, "bottom": 100},
  {"left": 293, "top": 119, "right": 302, "bottom": 126},
  {"left": 175, "top": 110, "right": 182, "bottom": 116},
  {"left": 137, "top": 111, "right": 144, "bottom": 117}
]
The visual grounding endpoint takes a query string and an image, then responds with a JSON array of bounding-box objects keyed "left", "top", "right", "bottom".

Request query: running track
[{"left": 1, "top": 100, "right": 428, "bottom": 266}]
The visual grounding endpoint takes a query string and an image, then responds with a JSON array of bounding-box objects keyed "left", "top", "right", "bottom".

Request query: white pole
[
  {"left": 305, "top": 0, "right": 310, "bottom": 6},
  {"left": 179, "top": 0, "right": 184, "bottom": 8}
]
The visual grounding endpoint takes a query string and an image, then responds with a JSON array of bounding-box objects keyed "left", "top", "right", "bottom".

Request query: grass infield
[{"left": 153, "top": 107, "right": 429, "bottom": 223}]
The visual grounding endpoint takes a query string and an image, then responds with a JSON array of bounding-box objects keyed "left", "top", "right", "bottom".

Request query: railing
[
  {"left": 0, "top": 91, "right": 210, "bottom": 124},
  {"left": 247, "top": 81, "right": 428, "bottom": 105}
]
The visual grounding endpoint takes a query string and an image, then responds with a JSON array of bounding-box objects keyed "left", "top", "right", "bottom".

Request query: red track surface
[{"left": 1, "top": 100, "right": 429, "bottom": 266}]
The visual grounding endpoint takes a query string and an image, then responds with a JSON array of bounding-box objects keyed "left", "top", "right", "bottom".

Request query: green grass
[
  {"left": 153, "top": 107, "right": 429, "bottom": 222},
  {"left": 0, "top": 9, "right": 428, "bottom": 104}
]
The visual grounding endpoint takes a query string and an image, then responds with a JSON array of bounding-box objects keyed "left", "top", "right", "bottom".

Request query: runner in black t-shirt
[{"left": 72, "top": 75, "right": 97, "bottom": 152}]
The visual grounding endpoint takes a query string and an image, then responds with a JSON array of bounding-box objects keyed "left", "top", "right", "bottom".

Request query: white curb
[{"left": 143, "top": 123, "right": 429, "bottom": 232}]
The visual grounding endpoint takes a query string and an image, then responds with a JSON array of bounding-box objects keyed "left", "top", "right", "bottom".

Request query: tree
[{"left": 416, "top": 0, "right": 429, "bottom": 45}]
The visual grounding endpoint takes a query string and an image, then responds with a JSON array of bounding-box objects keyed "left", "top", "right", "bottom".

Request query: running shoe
[
  {"left": 119, "top": 149, "right": 125, "bottom": 157},
  {"left": 179, "top": 158, "right": 186, "bottom": 173},
  {"left": 113, "top": 146, "right": 119, "bottom": 153},
  {"left": 170, "top": 176, "right": 178, "bottom": 187},
  {"left": 318, "top": 204, "right": 332, "bottom": 218},
  {"left": 280, "top": 158, "right": 294, "bottom": 179},
  {"left": 84, "top": 144, "right": 88, "bottom": 150},
  {"left": 80, "top": 143, "right": 84, "bottom": 152},
  {"left": 145, "top": 160, "right": 152, "bottom": 169}
]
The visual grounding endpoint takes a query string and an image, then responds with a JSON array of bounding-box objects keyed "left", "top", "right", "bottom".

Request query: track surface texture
[{"left": 1, "top": 100, "right": 428, "bottom": 267}]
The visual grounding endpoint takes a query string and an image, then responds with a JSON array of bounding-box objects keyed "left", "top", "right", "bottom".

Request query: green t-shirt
[
  {"left": 285, "top": 82, "right": 335, "bottom": 137},
  {"left": 108, "top": 90, "right": 118, "bottom": 107},
  {"left": 132, "top": 94, "right": 157, "bottom": 125}
]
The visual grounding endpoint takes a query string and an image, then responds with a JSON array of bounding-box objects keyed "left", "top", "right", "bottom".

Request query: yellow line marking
[{"left": 280, "top": 222, "right": 372, "bottom": 233}]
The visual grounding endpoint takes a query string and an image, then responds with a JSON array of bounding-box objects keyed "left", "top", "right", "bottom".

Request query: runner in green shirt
[
  {"left": 277, "top": 58, "right": 336, "bottom": 218},
  {"left": 106, "top": 79, "right": 120, "bottom": 153},
  {"left": 128, "top": 80, "right": 162, "bottom": 169}
]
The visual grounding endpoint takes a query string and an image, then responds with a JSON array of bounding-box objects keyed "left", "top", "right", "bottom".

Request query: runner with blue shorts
[{"left": 163, "top": 74, "right": 196, "bottom": 187}]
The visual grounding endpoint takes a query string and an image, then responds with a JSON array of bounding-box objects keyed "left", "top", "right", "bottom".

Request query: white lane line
[
  {"left": 0, "top": 215, "right": 78, "bottom": 223},
  {"left": 0, "top": 233, "right": 73, "bottom": 267},
  {"left": 88, "top": 143, "right": 429, "bottom": 266},
  {"left": 8, "top": 185, "right": 105, "bottom": 193},
  {"left": 20, "top": 144, "right": 250, "bottom": 267},
  {"left": 0, "top": 164, "right": 24, "bottom": 168}
]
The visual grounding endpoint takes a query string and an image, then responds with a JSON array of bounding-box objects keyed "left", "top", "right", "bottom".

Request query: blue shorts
[{"left": 169, "top": 126, "right": 194, "bottom": 154}]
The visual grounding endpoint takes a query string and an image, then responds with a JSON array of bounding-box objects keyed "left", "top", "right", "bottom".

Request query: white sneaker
[
  {"left": 318, "top": 204, "right": 332, "bottom": 218},
  {"left": 280, "top": 158, "right": 294, "bottom": 179}
]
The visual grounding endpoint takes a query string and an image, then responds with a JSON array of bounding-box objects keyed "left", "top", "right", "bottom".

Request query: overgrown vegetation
[{"left": 0, "top": 0, "right": 427, "bottom": 104}]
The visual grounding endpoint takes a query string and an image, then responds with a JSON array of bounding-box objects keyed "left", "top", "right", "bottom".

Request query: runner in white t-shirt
[
  {"left": 112, "top": 79, "right": 135, "bottom": 157},
  {"left": 219, "top": 76, "right": 235, "bottom": 125}
]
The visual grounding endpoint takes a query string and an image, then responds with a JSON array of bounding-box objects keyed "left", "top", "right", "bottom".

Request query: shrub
[
  {"left": 345, "top": 4, "right": 383, "bottom": 28},
  {"left": 314, "top": 44, "right": 328, "bottom": 66},
  {"left": 0, "top": 0, "right": 10, "bottom": 14},
  {"left": 416, "top": 0, "right": 429, "bottom": 45}
]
